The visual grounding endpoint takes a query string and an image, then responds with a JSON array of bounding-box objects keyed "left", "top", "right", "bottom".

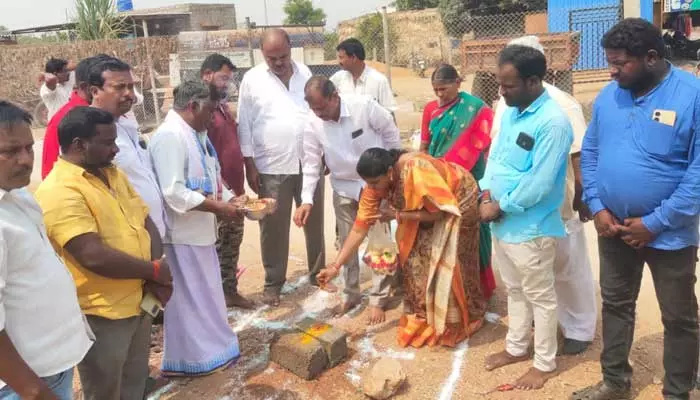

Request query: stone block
[
  {"left": 270, "top": 332, "right": 328, "bottom": 380},
  {"left": 294, "top": 317, "right": 349, "bottom": 367}
]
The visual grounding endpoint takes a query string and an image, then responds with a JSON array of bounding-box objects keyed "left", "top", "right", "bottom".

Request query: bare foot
[
  {"left": 484, "top": 350, "right": 529, "bottom": 371},
  {"left": 367, "top": 306, "right": 386, "bottom": 325},
  {"left": 514, "top": 367, "right": 555, "bottom": 390},
  {"left": 334, "top": 299, "right": 361, "bottom": 317},
  {"left": 226, "top": 293, "right": 256, "bottom": 309}
]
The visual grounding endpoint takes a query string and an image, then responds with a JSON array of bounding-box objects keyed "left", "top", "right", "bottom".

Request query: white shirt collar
[
  {"left": 0, "top": 187, "right": 7, "bottom": 201},
  {"left": 265, "top": 60, "right": 300, "bottom": 78},
  {"left": 166, "top": 109, "right": 197, "bottom": 133},
  {"left": 356, "top": 65, "right": 369, "bottom": 84}
]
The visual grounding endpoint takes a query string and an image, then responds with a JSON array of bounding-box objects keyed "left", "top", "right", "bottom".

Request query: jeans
[
  {"left": 0, "top": 368, "right": 74, "bottom": 400},
  {"left": 598, "top": 237, "right": 698, "bottom": 399}
]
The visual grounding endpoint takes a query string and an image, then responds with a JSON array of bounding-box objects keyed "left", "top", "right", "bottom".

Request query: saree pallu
[
  {"left": 425, "top": 92, "right": 496, "bottom": 300},
  {"left": 385, "top": 155, "right": 486, "bottom": 348}
]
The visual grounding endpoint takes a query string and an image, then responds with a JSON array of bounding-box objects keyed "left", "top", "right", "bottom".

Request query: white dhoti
[{"left": 553, "top": 218, "right": 597, "bottom": 342}]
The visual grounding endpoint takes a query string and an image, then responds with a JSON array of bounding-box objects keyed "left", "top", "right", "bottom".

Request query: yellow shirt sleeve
[{"left": 38, "top": 186, "right": 98, "bottom": 249}]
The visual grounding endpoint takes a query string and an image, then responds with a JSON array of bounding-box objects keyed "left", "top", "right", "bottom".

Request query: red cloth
[
  {"left": 420, "top": 100, "right": 440, "bottom": 143},
  {"left": 207, "top": 103, "right": 245, "bottom": 196},
  {"left": 41, "top": 92, "right": 89, "bottom": 180},
  {"left": 481, "top": 268, "right": 496, "bottom": 301}
]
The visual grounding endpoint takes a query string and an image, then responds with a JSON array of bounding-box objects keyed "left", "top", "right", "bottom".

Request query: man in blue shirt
[
  {"left": 573, "top": 19, "right": 700, "bottom": 400},
  {"left": 480, "top": 45, "right": 573, "bottom": 390}
]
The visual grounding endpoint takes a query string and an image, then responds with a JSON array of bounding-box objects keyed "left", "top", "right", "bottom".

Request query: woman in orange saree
[{"left": 317, "top": 148, "right": 486, "bottom": 348}]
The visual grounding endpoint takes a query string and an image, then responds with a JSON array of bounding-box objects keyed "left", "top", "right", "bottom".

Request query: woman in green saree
[{"left": 419, "top": 63, "right": 496, "bottom": 299}]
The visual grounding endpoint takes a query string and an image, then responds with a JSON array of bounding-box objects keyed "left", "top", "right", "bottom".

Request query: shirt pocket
[
  {"left": 503, "top": 138, "right": 532, "bottom": 172},
  {"left": 634, "top": 118, "right": 677, "bottom": 158},
  {"left": 351, "top": 127, "right": 378, "bottom": 154},
  {"left": 124, "top": 196, "right": 148, "bottom": 228}
]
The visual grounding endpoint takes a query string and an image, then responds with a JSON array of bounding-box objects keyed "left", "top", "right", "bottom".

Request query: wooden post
[
  {"left": 246, "top": 17, "right": 255, "bottom": 67},
  {"left": 142, "top": 19, "right": 161, "bottom": 126},
  {"left": 381, "top": 6, "right": 392, "bottom": 89}
]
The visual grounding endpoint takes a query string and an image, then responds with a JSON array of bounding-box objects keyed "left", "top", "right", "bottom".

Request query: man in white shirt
[
  {"left": 149, "top": 80, "right": 243, "bottom": 377},
  {"left": 0, "top": 101, "right": 93, "bottom": 400},
  {"left": 330, "top": 38, "right": 398, "bottom": 251},
  {"left": 89, "top": 56, "right": 167, "bottom": 238},
  {"left": 330, "top": 38, "right": 397, "bottom": 113},
  {"left": 294, "top": 77, "right": 402, "bottom": 324},
  {"left": 491, "top": 36, "right": 597, "bottom": 355},
  {"left": 237, "top": 29, "right": 325, "bottom": 306},
  {"left": 40, "top": 57, "right": 76, "bottom": 121}
]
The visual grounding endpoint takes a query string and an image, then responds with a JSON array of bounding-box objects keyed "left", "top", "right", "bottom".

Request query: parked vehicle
[{"left": 663, "top": 30, "right": 700, "bottom": 61}]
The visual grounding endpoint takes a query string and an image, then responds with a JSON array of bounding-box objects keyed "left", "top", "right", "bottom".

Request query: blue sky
[{"left": 1, "top": 0, "right": 391, "bottom": 31}]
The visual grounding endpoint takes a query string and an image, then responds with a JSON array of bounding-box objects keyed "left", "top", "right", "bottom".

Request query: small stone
[{"left": 362, "top": 358, "right": 406, "bottom": 399}]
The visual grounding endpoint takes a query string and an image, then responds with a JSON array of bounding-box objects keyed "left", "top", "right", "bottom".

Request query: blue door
[{"left": 569, "top": 6, "right": 621, "bottom": 70}]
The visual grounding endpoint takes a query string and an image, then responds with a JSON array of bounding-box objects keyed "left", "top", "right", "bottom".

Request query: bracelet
[
  {"left": 478, "top": 190, "right": 491, "bottom": 201},
  {"left": 152, "top": 259, "right": 161, "bottom": 281}
]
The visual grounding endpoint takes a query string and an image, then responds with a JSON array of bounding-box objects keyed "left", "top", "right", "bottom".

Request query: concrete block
[
  {"left": 270, "top": 332, "right": 328, "bottom": 380},
  {"left": 294, "top": 317, "right": 348, "bottom": 367}
]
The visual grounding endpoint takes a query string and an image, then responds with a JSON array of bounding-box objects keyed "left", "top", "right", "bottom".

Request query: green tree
[
  {"left": 395, "top": 0, "right": 439, "bottom": 10},
  {"left": 356, "top": 13, "right": 397, "bottom": 63},
  {"left": 283, "top": 0, "right": 326, "bottom": 25},
  {"left": 74, "top": 0, "right": 127, "bottom": 40}
]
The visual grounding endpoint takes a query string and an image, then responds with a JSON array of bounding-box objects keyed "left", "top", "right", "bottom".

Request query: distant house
[
  {"left": 0, "top": 33, "right": 17, "bottom": 45},
  {"left": 122, "top": 3, "right": 237, "bottom": 37},
  {"left": 9, "top": 3, "right": 237, "bottom": 39}
]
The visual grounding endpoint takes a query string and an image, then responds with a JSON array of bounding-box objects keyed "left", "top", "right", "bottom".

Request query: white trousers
[
  {"left": 495, "top": 237, "right": 558, "bottom": 373},
  {"left": 554, "top": 219, "right": 597, "bottom": 342}
]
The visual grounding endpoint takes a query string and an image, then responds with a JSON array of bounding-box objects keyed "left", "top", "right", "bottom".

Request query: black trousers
[{"left": 598, "top": 237, "right": 698, "bottom": 399}]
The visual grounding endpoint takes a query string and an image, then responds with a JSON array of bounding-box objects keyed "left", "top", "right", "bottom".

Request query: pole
[
  {"left": 246, "top": 17, "right": 255, "bottom": 67},
  {"left": 381, "top": 6, "right": 392, "bottom": 89},
  {"left": 264, "top": 0, "right": 269, "bottom": 25},
  {"left": 142, "top": 19, "right": 161, "bottom": 126}
]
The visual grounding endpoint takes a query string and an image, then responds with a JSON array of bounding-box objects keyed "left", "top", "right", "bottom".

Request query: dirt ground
[
  {"left": 28, "top": 65, "right": 700, "bottom": 400},
  {"left": 132, "top": 188, "right": 699, "bottom": 400}
]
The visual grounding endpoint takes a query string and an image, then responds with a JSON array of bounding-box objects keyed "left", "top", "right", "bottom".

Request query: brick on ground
[
  {"left": 294, "top": 317, "right": 349, "bottom": 367},
  {"left": 270, "top": 332, "right": 328, "bottom": 380}
]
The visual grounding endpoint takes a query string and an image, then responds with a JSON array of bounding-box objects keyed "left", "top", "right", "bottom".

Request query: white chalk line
[
  {"left": 146, "top": 382, "right": 177, "bottom": 400},
  {"left": 485, "top": 312, "right": 502, "bottom": 324},
  {"left": 437, "top": 340, "right": 469, "bottom": 400}
]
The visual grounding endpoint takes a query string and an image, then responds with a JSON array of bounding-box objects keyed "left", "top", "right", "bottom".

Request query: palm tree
[{"left": 74, "top": 0, "right": 127, "bottom": 40}]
